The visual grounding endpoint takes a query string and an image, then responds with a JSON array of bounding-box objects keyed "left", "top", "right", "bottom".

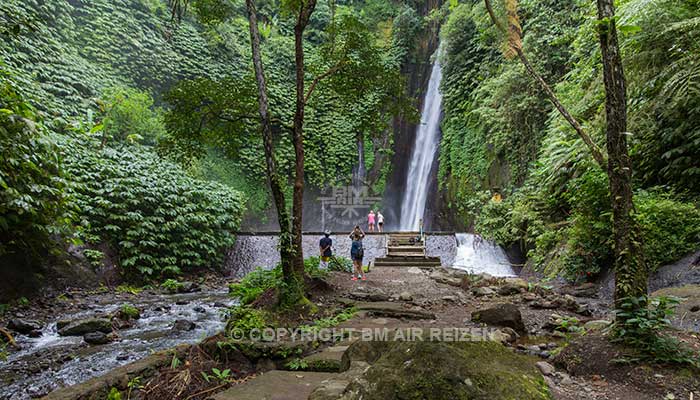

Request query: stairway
[{"left": 373, "top": 233, "right": 441, "bottom": 268}]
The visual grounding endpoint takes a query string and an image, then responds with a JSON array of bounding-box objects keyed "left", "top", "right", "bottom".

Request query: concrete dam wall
[{"left": 225, "top": 233, "right": 458, "bottom": 278}]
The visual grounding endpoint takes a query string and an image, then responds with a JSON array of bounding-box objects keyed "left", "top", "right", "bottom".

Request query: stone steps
[{"left": 211, "top": 370, "right": 337, "bottom": 400}]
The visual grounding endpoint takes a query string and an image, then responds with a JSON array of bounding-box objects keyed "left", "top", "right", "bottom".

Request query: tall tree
[
  {"left": 290, "top": 0, "right": 318, "bottom": 279},
  {"left": 483, "top": 0, "right": 646, "bottom": 306},
  {"left": 595, "top": 0, "right": 646, "bottom": 303},
  {"left": 244, "top": 0, "right": 298, "bottom": 305}
]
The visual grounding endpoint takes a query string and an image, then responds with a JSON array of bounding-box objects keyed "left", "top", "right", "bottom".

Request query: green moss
[
  {"left": 352, "top": 341, "right": 551, "bottom": 400},
  {"left": 118, "top": 304, "right": 140, "bottom": 320}
]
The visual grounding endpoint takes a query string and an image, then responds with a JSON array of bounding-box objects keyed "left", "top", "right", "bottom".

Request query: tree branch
[{"left": 304, "top": 60, "right": 345, "bottom": 104}]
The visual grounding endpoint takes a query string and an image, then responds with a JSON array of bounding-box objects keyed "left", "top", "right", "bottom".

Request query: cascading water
[
  {"left": 352, "top": 138, "right": 365, "bottom": 189},
  {"left": 453, "top": 233, "right": 515, "bottom": 277},
  {"left": 400, "top": 47, "right": 443, "bottom": 231}
]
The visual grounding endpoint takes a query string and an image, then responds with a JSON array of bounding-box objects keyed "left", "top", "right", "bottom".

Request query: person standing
[
  {"left": 367, "top": 210, "right": 376, "bottom": 232},
  {"left": 376, "top": 211, "right": 384, "bottom": 232},
  {"left": 319, "top": 230, "right": 332, "bottom": 270},
  {"left": 349, "top": 225, "right": 366, "bottom": 281}
]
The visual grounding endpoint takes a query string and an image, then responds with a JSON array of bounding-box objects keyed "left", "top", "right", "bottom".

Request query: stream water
[
  {"left": 400, "top": 46, "right": 444, "bottom": 231},
  {"left": 453, "top": 233, "right": 515, "bottom": 277},
  {"left": 0, "top": 290, "right": 236, "bottom": 399}
]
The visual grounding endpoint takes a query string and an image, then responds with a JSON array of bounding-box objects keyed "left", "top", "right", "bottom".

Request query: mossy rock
[{"left": 344, "top": 340, "right": 551, "bottom": 400}]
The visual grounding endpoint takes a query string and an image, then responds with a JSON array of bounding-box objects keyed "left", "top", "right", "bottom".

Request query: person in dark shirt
[
  {"left": 349, "top": 225, "right": 366, "bottom": 281},
  {"left": 319, "top": 230, "right": 333, "bottom": 270}
]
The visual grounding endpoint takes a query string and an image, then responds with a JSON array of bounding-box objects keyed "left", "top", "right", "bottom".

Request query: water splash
[
  {"left": 400, "top": 46, "right": 443, "bottom": 230},
  {"left": 453, "top": 233, "right": 515, "bottom": 277}
]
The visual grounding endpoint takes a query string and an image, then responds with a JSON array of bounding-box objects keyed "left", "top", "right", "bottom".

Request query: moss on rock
[{"left": 344, "top": 340, "right": 551, "bottom": 400}]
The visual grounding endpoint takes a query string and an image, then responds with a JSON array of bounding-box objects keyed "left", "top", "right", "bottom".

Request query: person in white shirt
[{"left": 376, "top": 211, "right": 385, "bottom": 232}]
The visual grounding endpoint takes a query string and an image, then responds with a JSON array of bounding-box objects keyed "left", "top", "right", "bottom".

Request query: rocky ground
[
  {"left": 3, "top": 266, "right": 700, "bottom": 400},
  {"left": 327, "top": 266, "right": 700, "bottom": 400}
]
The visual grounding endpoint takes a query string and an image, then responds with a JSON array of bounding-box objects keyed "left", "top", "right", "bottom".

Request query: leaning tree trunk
[
  {"left": 596, "top": 0, "right": 646, "bottom": 305},
  {"left": 245, "top": 0, "right": 296, "bottom": 299}
]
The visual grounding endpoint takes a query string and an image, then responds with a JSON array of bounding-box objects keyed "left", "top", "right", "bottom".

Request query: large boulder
[
  {"left": 84, "top": 331, "right": 111, "bottom": 345},
  {"left": 8, "top": 319, "right": 42, "bottom": 335},
  {"left": 172, "top": 319, "right": 197, "bottom": 331},
  {"left": 341, "top": 341, "right": 551, "bottom": 400},
  {"left": 58, "top": 318, "right": 112, "bottom": 336},
  {"left": 471, "top": 303, "right": 525, "bottom": 332}
]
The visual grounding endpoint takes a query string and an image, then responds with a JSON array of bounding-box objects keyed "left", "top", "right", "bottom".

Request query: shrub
[
  {"left": 613, "top": 295, "right": 699, "bottom": 367},
  {"left": 229, "top": 267, "right": 281, "bottom": 305},
  {"left": 0, "top": 67, "right": 69, "bottom": 259},
  {"left": 96, "top": 87, "right": 167, "bottom": 146},
  {"left": 161, "top": 279, "right": 184, "bottom": 293},
  {"left": 226, "top": 306, "right": 270, "bottom": 336},
  {"left": 229, "top": 255, "right": 343, "bottom": 305},
  {"left": 118, "top": 303, "right": 140, "bottom": 320},
  {"left": 60, "top": 139, "right": 243, "bottom": 280}
]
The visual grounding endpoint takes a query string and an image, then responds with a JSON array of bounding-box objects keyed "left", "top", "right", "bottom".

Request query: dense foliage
[
  {"left": 0, "top": 67, "right": 69, "bottom": 260},
  {"left": 439, "top": 0, "right": 700, "bottom": 279},
  {"left": 61, "top": 139, "right": 243, "bottom": 279}
]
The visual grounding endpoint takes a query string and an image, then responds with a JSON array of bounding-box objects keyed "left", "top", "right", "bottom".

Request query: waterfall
[
  {"left": 400, "top": 47, "right": 443, "bottom": 231},
  {"left": 453, "top": 233, "right": 515, "bottom": 277},
  {"left": 352, "top": 138, "right": 365, "bottom": 188}
]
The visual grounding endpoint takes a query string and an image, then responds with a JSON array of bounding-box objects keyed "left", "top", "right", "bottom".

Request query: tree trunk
[
  {"left": 596, "top": 0, "right": 646, "bottom": 305},
  {"left": 290, "top": 0, "right": 317, "bottom": 278},
  {"left": 245, "top": 0, "right": 296, "bottom": 298}
]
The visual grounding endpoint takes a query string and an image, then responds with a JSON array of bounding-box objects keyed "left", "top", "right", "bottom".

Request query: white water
[
  {"left": 400, "top": 47, "right": 443, "bottom": 231},
  {"left": 453, "top": 233, "right": 515, "bottom": 277}
]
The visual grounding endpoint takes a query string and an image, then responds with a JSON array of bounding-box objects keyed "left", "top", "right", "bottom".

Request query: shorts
[{"left": 321, "top": 256, "right": 330, "bottom": 262}]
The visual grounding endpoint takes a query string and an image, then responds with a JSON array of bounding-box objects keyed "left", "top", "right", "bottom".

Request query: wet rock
[
  {"left": 8, "top": 319, "right": 42, "bottom": 335},
  {"left": 180, "top": 281, "right": 201, "bottom": 293},
  {"left": 428, "top": 270, "right": 462, "bottom": 286},
  {"left": 536, "top": 361, "right": 555, "bottom": 376},
  {"left": 28, "top": 330, "right": 42, "bottom": 338},
  {"left": 193, "top": 306, "right": 206, "bottom": 313},
  {"left": 399, "top": 292, "right": 413, "bottom": 301},
  {"left": 58, "top": 318, "right": 112, "bottom": 336},
  {"left": 691, "top": 305, "right": 700, "bottom": 312},
  {"left": 472, "top": 287, "right": 495, "bottom": 297},
  {"left": 471, "top": 303, "right": 525, "bottom": 332},
  {"left": 172, "top": 319, "right": 196, "bottom": 331},
  {"left": 213, "top": 302, "right": 228, "bottom": 308},
  {"left": 116, "top": 353, "right": 130, "bottom": 361},
  {"left": 584, "top": 320, "right": 612, "bottom": 331},
  {"left": 498, "top": 283, "right": 523, "bottom": 296},
  {"left": 83, "top": 331, "right": 111, "bottom": 345},
  {"left": 175, "top": 300, "right": 189, "bottom": 305}
]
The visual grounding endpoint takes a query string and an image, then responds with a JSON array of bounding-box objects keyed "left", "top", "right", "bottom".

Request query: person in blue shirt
[
  {"left": 349, "top": 225, "right": 366, "bottom": 281},
  {"left": 319, "top": 230, "right": 332, "bottom": 270}
]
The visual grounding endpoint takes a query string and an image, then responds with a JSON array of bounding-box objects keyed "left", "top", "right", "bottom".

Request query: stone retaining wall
[{"left": 225, "top": 234, "right": 458, "bottom": 278}]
